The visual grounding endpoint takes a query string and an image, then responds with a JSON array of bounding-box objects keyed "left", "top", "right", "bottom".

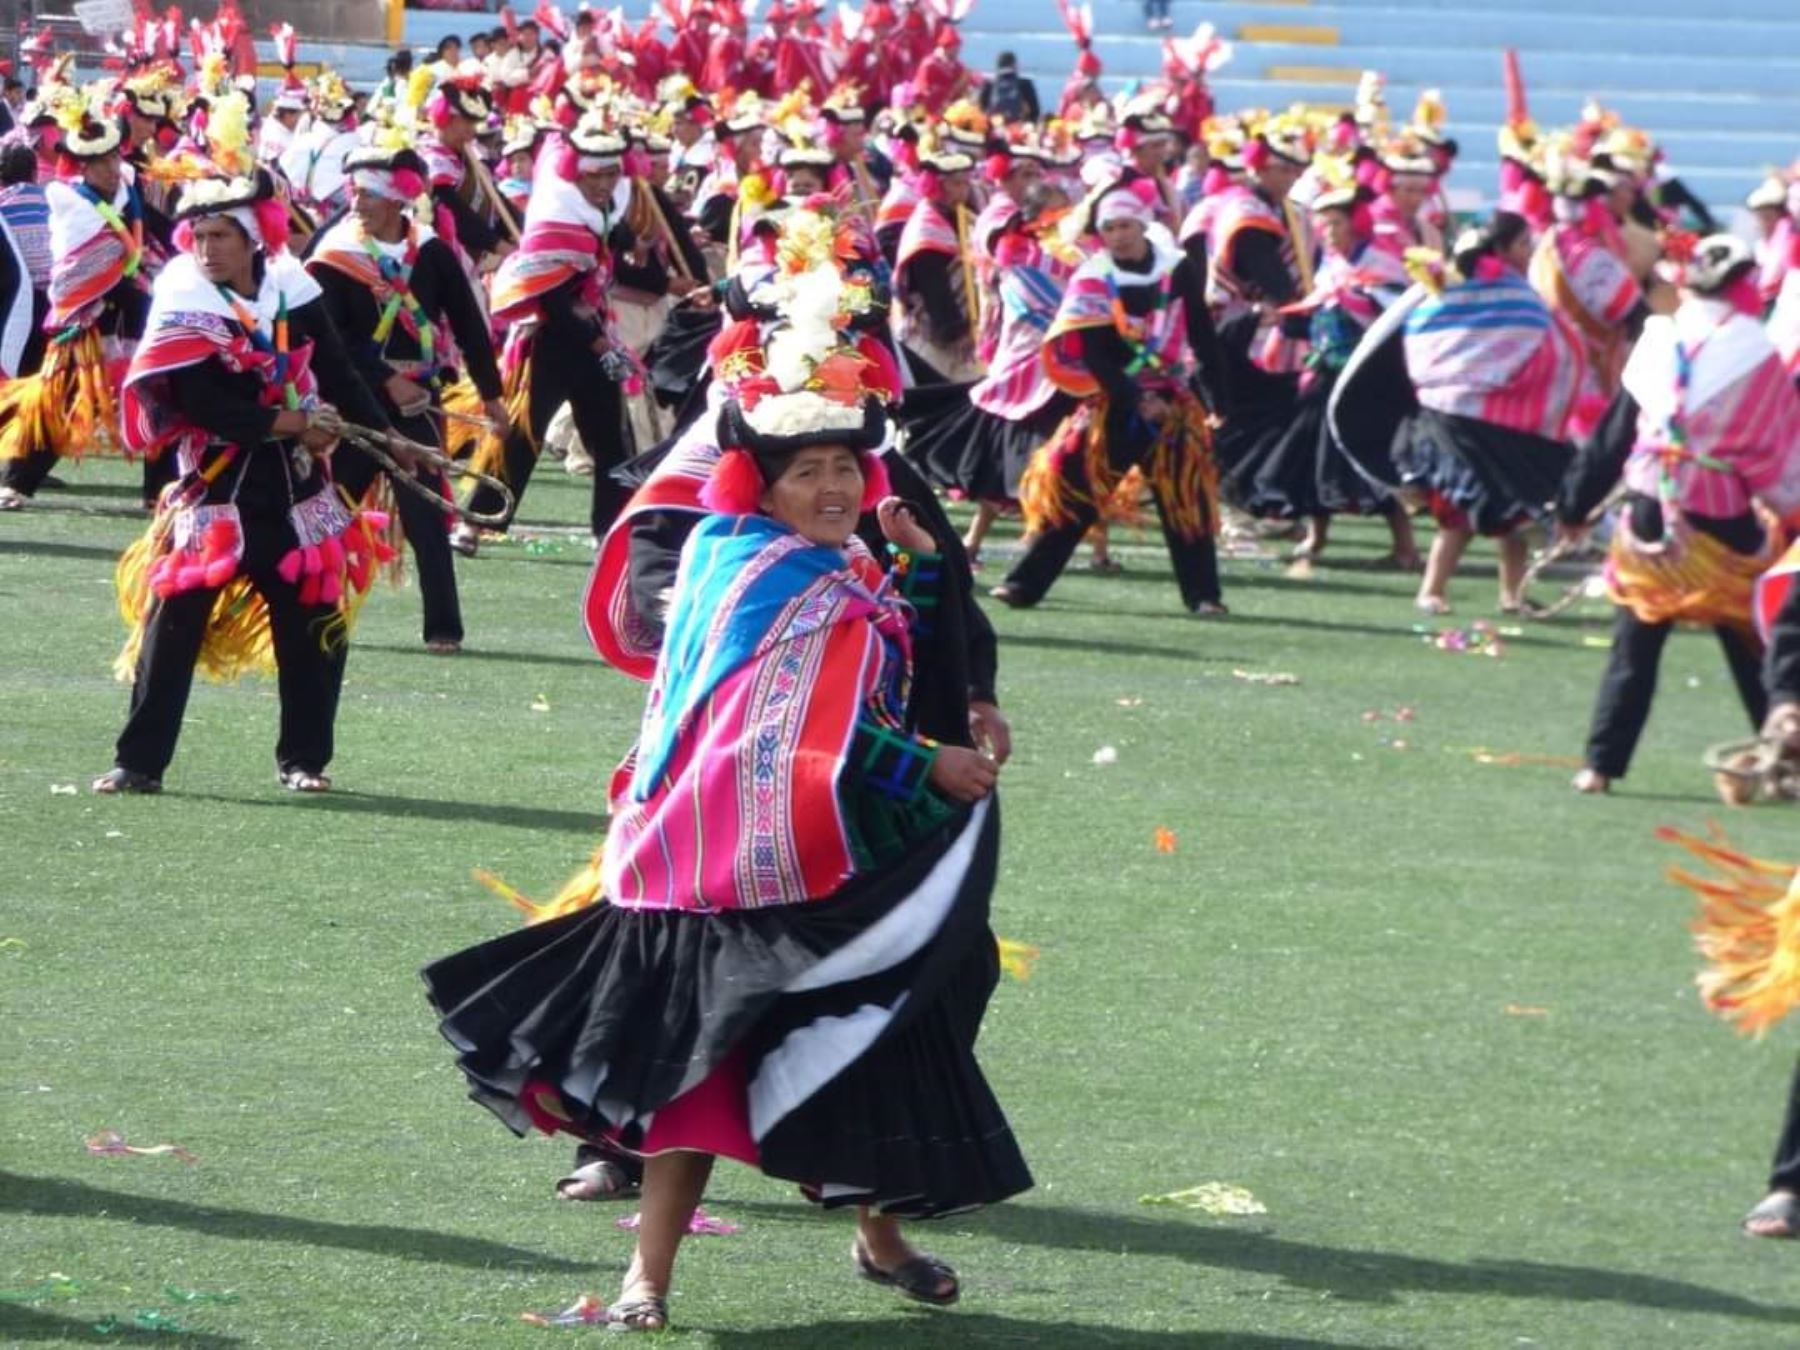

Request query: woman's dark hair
[
  {"left": 1018, "top": 180, "right": 1068, "bottom": 224},
  {"left": 1452, "top": 210, "right": 1529, "bottom": 275},
  {"left": 387, "top": 49, "right": 414, "bottom": 77},
  {"left": 0, "top": 143, "right": 36, "bottom": 186},
  {"left": 435, "top": 35, "right": 462, "bottom": 59},
  {"left": 996, "top": 50, "right": 1017, "bottom": 70}
]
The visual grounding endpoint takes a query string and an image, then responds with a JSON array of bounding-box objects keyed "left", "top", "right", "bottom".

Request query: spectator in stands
[
  {"left": 978, "top": 52, "right": 1039, "bottom": 125},
  {"left": 565, "top": 11, "right": 601, "bottom": 75},
  {"left": 1143, "top": 0, "right": 1172, "bottom": 32},
  {"left": 368, "top": 50, "right": 413, "bottom": 121},
  {"left": 431, "top": 35, "right": 463, "bottom": 78},
  {"left": 470, "top": 32, "right": 493, "bottom": 63}
]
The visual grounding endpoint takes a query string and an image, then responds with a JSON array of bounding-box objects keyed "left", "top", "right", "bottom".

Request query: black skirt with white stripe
[{"left": 423, "top": 799, "right": 1030, "bottom": 1219}]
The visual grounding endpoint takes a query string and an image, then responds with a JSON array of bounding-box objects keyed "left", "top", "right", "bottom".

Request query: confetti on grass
[
  {"left": 522, "top": 1294, "right": 609, "bottom": 1327},
  {"left": 84, "top": 1130, "right": 197, "bottom": 1164},
  {"left": 615, "top": 1206, "right": 740, "bottom": 1235},
  {"left": 997, "top": 938, "right": 1040, "bottom": 982},
  {"left": 1154, "top": 827, "right": 1178, "bottom": 854},
  {"left": 1232, "top": 669, "right": 1300, "bottom": 686},
  {"left": 162, "top": 1286, "right": 240, "bottom": 1305},
  {"left": 1140, "top": 1183, "right": 1268, "bottom": 1216},
  {"left": 92, "top": 1310, "right": 186, "bottom": 1335},
  {"left": 1469, "top": 750, "right": 1584, "bottom": 770},
  {"left": 0, "top": 1274, "right": 85, "bottom": 1304},
  {"left": 1505, "top": 1005, "right": 1551, "bottom": 1017}
]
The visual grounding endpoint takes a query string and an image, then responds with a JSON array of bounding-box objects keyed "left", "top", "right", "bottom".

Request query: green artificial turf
[{"left": 3, "top": 460, "right": 1798, "bottom": 1349}]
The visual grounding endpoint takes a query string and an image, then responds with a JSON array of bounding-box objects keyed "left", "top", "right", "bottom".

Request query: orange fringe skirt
[
  {"left": 1017, "top": 391, "right": 1217, "bottom": 542},
  {"left": 0, "top": 329, "right": 123, "bottom": 461},
  {"left": 1605, "top": 519, "right": 1785, "bottom": 635}
]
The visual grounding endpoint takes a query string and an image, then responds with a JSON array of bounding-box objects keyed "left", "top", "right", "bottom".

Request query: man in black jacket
[{"left": 306, "top": 147, "right": 507, "bottom": 654}]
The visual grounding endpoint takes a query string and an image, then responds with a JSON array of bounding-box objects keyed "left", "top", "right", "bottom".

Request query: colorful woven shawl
[{"left": 603, "top": 513, "right": 906, "bottom": 912}]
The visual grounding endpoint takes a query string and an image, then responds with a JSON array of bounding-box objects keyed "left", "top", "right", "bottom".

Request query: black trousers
[
  {"left": 331, "top": 410, "right": 463, "bottom": 644},
  {"left": 1768, "top": 1057, "right": 1800, "bottom": 1191},
  {"left": 113, "top": 520, "right": 348, "bottom": 779},
  {"left": 464, "top": 337, "right": 628, "bottom": 540},
  {"left": 1, "top": 445, "right": 55, "bottom": 495},
  {"left": 0, "top": 440, "right": 178, "bottom": 501},
  {"left": 1582, "top": 606, "right": 1767, "bottom": 779},
  {"left": 1002, "top": 413, "right": 1221, "bottom": 610}
]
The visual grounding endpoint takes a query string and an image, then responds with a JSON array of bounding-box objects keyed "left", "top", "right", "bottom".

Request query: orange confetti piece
[
  {"left": 84, "top": 1130, "right": 197, "bottom": 1164},
  {"left": 1154, "top": 827, "right": 1177, "bottom": 854},
  {"left": 1470, "top": 750, "right": 1585, "bottom": 769}
]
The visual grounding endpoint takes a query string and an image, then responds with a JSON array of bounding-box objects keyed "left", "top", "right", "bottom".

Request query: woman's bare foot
[
  {"left": 1293, "top": 515, "right": 1328, "bottom": 560},
  {"left": 1571, "top": 768, "right": 1611, "bottom": 794},
  {"left": 1415, "top": 595, "right": 1452, "bottom": 616}
]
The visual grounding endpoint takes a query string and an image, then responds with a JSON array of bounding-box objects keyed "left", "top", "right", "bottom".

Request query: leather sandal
[
  {"left": 603, "top": 1295, "right": 669, "bottom": 1331},
  {"left": 554, "top": 1158, "right": 642, "bottom": 1202},
  {"left": 853, "top": 1241, "right": 960, "bottom": 1306}
]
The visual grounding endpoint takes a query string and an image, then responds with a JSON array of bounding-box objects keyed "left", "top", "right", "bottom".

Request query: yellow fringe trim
[
  {"left": 345, "top": 474, "right": 408, "bottom": 588},
  {"left": 475, "top": 852, "right": 606, "bottom": 926},
  {"left": 455, "top": 359, "right": 534, "bottom": 487},
  {"left": 0, "top": 329, "right": 121, "bottom": 461},
  {"left": 997, "top": 937, "right": 1040, "bottom": 982},
  {"left": 1607, "top": 523, "right": 1783, "bottom": 635},
  {"left": 111, "top": 502, "right": 378, "bottom": 685},
  {"left": 1661, "top": 825, "right": 1800, "bottom": 1037},
  {"left": 438, "top": 374, "right": 486, "bottom": 458},
  {"left": 474, "top": 868, "right": 1041, "bottom": 992},
  {"left": 114, "top": 525, "right": 278, "bottom": 683}
]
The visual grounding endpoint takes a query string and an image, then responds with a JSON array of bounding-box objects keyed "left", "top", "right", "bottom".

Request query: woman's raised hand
[{"left": 876, "top": 496, "right": 935, "bottom": 554}]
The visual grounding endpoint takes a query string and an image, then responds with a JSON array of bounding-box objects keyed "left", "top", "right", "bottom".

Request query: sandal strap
[{"left": 605, "top": 1296, "right": 669, "bottom": 1329}]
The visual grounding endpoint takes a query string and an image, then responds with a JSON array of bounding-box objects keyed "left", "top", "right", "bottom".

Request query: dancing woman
[
  {"left": 906, "top": 182, "right": 1076, "bottom": 562},
  {"left": 1333, "top": 212, "right": 1582, "bottom": 613},
  {"left": 1225, "top": 167, "right": 1418, "bottom": 565},
  {"left": 425, "top": 312, "right": 1030, "bottom": 1332}
]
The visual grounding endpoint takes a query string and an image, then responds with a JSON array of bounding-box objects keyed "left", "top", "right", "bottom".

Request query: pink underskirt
[{"left": 521, "top": 1049, "right": 758, "bottom": 1166}]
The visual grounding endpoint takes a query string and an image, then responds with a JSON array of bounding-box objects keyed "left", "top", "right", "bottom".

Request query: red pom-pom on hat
[
  {"left": 857, "top": 449, "right": 890, "bottom": 513},
  {"left": 699, "top": 446, "right": 765, "bottom": 514},
  {"left": 855, "top": 334, "right": 902, "bottom": 404}
]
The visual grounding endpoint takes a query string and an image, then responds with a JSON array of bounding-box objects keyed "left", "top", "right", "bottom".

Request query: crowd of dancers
[{"left": 4, "top": 0, "right": 1800, "bottom": 1328}]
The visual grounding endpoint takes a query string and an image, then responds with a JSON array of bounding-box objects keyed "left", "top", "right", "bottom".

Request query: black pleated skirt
[
  {"left": 1392, "top": 408, "right": 1573, "bottom": 536},
  {"left": 904, "top": 393, "right": 1075, "bottom": 503},
  {"left": 1230, "top": 371, "right": 1393, "bottom": 519},
  {"left": 423, "top": 799, "right": 1031, "bottom": 1219}
]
